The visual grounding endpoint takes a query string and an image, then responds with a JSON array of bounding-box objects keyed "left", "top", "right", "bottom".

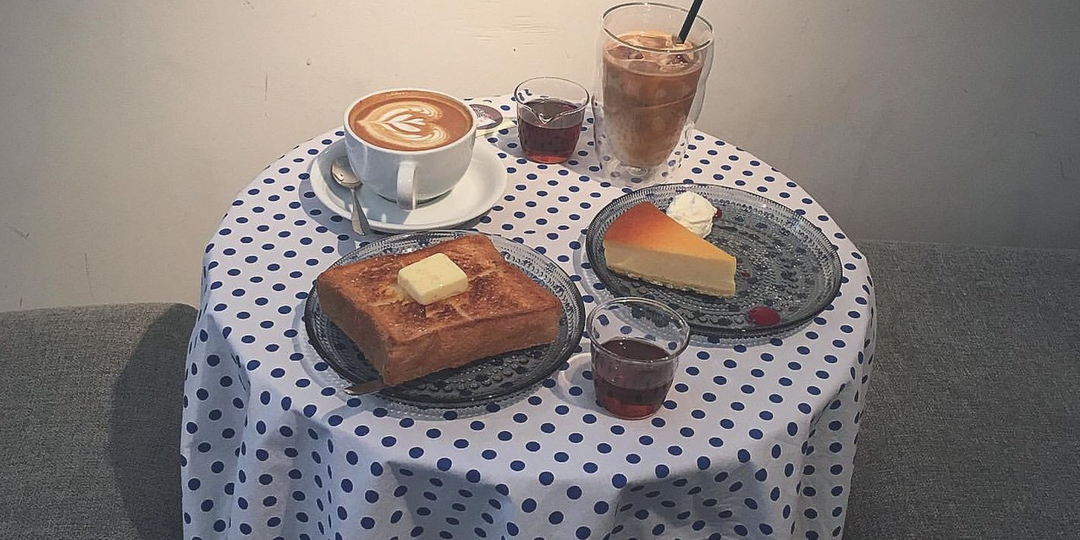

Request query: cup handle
[{"left": 396, "top": 160, "right": 417, "bottom": 210}]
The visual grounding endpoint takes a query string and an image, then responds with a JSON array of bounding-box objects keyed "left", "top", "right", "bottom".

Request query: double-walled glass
[{"left": 592, "top": 2, "right": 714, "bottom": 187}]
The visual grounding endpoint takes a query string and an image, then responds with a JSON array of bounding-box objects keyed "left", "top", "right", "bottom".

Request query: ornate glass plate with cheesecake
[
  {"left": 585, "top": 183, "right": 843, "bottom": 339},
  {"left": 305, "top": 230, "right": 585, "bottom": 408}
]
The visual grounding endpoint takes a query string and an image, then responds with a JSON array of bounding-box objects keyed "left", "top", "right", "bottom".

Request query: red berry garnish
[{"left": 748, "top": 306, "right": 781, "bottom": 327}]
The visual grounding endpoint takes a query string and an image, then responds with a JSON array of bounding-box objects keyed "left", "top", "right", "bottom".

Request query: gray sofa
[
  {"left": 0, "top": 303, "right": 195, "bottom": 540},
  {"left": 846, "top": 241, "right": 1080, "bottom": 539},
  {"left": 0, "top": 241, "right": 1076, "bottom": 539}
]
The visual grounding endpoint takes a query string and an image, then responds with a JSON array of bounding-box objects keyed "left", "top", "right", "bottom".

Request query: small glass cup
[
  {"left": 514, "top": 77, "right": 589, "bottom": 164},
  {"left": 587, "top": 297, "right": 690, "bottom": 419}
]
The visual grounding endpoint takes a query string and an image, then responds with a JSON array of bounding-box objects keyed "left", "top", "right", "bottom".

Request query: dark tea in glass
[
  {"left": 586, "top": 298, "right": 690, "bottom": 420},
  {"left": 518, "top": 98, "right": 585, "bottom": 164},
  {"left": 514, "top": 77, "right": 589, "bottom": 164},
  {"left": 592, "top": 338, "right": 674, "bottom": 419}
]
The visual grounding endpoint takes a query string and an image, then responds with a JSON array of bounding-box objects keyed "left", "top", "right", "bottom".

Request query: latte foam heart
[{"left": 349, "top": 91, "right": 473, "bottom": 152}]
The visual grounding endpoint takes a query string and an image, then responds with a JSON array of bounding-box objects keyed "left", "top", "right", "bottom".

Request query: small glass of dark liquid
[
  {"left": 514, "top": 77, "right": 589, "bottom": 164},
  {"left": 587, "top": 297, "right": 690, "bottom": 419}
]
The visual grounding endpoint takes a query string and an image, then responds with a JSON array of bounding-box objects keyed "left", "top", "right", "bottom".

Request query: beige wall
[{"left": 2, "top": 0, "right": 1078, "bottom": 311}]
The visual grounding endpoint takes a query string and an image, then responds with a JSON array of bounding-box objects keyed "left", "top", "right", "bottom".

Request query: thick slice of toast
[{"left": 315, "top": 234, "right": 562, "bottom": 386}]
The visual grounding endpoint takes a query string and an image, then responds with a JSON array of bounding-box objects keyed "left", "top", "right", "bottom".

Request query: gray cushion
[
  {"left": 846, "top": 241, "right": 1080, "bottom": 540},
  {"left": 0, "top": 303, "right": 196, "bottom": 540}
]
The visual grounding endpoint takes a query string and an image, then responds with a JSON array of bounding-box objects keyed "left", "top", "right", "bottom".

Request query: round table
[{"left": 181, "top": 95, "right": 876, "bottom": 540}]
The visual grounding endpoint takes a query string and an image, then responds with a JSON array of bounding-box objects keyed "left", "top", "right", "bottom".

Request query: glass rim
[
  {"left": 513, "top": 76, "right": 591, "bottom": 112},
  {"left": 601, "top": 2, "right": 714, "bottom": 54},
  {"left": 586, "top": 296, "right": 691, "bottom": 365}
]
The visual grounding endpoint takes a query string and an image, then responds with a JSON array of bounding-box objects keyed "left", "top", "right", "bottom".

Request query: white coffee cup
[{"left": 343, "top": 88, "right": 477, "bottom": 210}]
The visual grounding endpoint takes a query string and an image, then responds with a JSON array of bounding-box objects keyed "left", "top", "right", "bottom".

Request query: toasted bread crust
[{"left": 315, "top": 235, "right": 562, "bottom": 385}]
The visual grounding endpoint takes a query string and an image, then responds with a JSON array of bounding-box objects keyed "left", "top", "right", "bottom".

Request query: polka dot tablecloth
[{"left": 181, "top": 95, "right": 876, "bottom": 540}]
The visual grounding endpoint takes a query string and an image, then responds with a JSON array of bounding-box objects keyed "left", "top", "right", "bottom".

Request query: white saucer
[{"left": 309, "top": 138, "right": 508, "bottom": 233}]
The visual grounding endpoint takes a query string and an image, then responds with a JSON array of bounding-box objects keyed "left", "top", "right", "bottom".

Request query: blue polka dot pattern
[{"left": 180, "top": 96, "right": 876, "bottom": 540}]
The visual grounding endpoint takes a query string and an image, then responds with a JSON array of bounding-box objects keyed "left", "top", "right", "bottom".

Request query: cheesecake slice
[{"left": 603, "top": 201, "right": 737, "bottom": 296}]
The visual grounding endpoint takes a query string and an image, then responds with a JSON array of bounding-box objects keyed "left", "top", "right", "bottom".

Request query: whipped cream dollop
[{"left": 665, "top": 191, "right": 716, "bottom": 237}]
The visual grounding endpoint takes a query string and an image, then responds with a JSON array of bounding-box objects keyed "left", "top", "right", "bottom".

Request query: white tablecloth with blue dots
[{"left": 181, "top": 95, "right": 876, "bottom": 540}]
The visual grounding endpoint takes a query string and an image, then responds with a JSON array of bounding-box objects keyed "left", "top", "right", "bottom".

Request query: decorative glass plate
[
  {"left": 585, "top": 183, "right": 843, "bottom": 339},
  {"left": 305, "top": 230, "right": 585, "bottom": 408}
]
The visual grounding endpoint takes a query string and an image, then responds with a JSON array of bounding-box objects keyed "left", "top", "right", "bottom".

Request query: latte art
[
  {"left": 359, "top": 102, "right": 453, "bottom": 150},
  {"left": 349, "top": 90, "right": 473, "bottom": 152}
]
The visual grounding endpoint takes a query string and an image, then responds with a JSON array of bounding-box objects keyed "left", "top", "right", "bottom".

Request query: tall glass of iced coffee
[{"left": 592, "top": 3, "right": 714, "bottom": 186}]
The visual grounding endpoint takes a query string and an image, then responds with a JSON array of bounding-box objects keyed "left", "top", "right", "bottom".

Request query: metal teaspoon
[{"left": 330, "top": 156, "right": 374, "bottom": 235}]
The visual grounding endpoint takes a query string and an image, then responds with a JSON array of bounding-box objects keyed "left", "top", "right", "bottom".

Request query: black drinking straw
[{"left": 676, "top": 0, "right": 705, "bottom": 43}]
